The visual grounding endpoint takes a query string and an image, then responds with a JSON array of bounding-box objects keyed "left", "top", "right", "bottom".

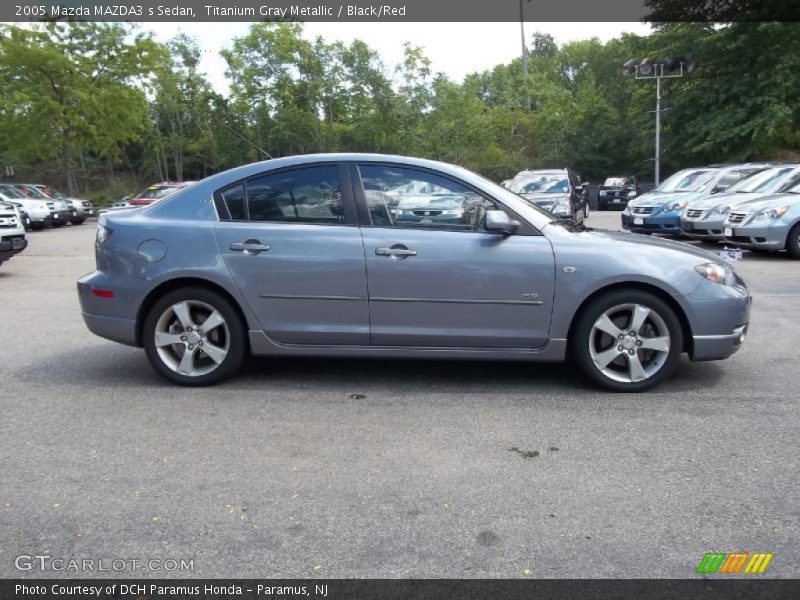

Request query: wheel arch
[
  {"left": 135, "top": 277, "right": 251, "bottom": 347},
  {"left": 566, "top": 281, "right": 694, "bottom": 355}
]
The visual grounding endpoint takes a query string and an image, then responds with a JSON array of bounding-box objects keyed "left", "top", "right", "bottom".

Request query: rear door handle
[
  {"left": 229, "top": 240, "right": 271, "bottom": 254},
  {"left": 375, "top": 247, "right": 417, "bottom": 257}
]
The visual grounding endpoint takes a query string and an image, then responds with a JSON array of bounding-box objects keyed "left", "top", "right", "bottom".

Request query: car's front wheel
[
  {"left": 572, "top": 290, "right": 683, "bottom": 392},
  {"left": 143, "top": 287, "right": 246, "bottom": 386},
  {"left": 786, "top": 223, "right": 800, "bottom": 259}
]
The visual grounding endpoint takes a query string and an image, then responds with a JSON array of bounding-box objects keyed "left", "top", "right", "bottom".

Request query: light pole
[
  {"left": 519, "top": 0, "right": 531, "bottom": 110},
  {"left": 621, "top": 57, "right": 696, "bottom": 186}
]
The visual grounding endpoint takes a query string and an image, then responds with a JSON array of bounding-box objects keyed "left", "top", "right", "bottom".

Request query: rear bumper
[{"left": 77, "top": 271, "right": 141, "bottom": 347}]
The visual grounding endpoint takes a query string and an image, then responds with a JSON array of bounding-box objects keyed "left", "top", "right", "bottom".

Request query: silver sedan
[{"left": 77, "top": 154, "right": 751, "bottom": 392}]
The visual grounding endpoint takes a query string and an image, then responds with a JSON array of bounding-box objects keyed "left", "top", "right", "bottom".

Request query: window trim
[
  {"left": 350, "top": 161, "right": 540, "bottom": 236},
  {"left": 213, "top": 161, "right": 358, "bottom": 226}
]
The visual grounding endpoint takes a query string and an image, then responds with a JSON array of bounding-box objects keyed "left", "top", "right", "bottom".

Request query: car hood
[
  {"left": 730, "top": 193, "right": 800, "bottom": 213},
  {"left": 629, "top": 191, "right": 698, "bottom": 207},
  {"left": 548, "top": 224, "right": 727, "bottom": 264}
]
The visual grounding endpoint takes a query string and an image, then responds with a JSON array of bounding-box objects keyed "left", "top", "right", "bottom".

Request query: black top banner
[{"left": 4, "top": 0, "right": 800, "bottom": 23}]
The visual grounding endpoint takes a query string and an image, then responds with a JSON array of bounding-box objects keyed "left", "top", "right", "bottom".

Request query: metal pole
[
  {"left": 519, "top": 0, "right": 529, "bottom": 109},
  {"left": 655, "top": 73, "right": 661, "bottom": 186}
]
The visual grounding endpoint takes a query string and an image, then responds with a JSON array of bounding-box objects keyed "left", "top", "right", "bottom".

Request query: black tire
[
  {"left": 785, "top": 223, "right": 800, "bottom": 259},
  {"left": 69, "top": 217, "right": 86, "bottom": 225},
  {"left": 52, "top": 221, "right": 64, "bottom": 228},
  {"left": 143, "top": 287, "right": 246, "bottom": 386},
  {"left": 31, "top": 222, "right": 44, "bottom": 231},
  {"left": 571, "top": 289, "right": 684, "bottom": 392}
]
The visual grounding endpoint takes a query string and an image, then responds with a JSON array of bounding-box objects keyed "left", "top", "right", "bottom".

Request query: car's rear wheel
[
  {"left": 69, "top": 217, "right": 86, "bottom": 225},
  {"left": 785, "top": 223, "right": 800, "bottom": 259},
  {"left": 572, "top": 290, "right": 683, "bottom": 392},
  {"left": 143, "top": 287, "right": 246, "bottom": 386}
]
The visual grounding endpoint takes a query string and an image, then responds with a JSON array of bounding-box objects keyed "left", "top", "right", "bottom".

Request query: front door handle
[
  {"left": 375, "top": 246, "right": 417, "bottom": 258},
  {"left": 229, "top": 239, "right": 271, "bottom": 255}
]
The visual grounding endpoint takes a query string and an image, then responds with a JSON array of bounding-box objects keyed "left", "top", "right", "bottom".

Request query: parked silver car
[
  {"left": 78, "top": 154, "right": 750, "bottom": 392},
  {"left": 723, "top": 179, "right": 800, "bottom": 258},
  {"left": 32, "top": 184, "right": 93, "bottom": 224},
  {"left": 681, "top": 165, "right": 800, "bottom": 241}
]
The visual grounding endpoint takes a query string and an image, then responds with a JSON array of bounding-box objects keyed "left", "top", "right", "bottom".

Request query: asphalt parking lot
[{"left": 0, "top": 212, "right": 798, "bottom": 579}]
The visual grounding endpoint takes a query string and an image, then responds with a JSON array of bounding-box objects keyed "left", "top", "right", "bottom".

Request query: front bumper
[
  {"left": 0, "top": 234, "right": 27, "bottom": 262},
  {"left": 51, "top": 209, "right": 70, "bottom": 223},
  {"left": 681, "top": 215, "right": 726, "bottom": 240},
  {"left": 685, "top": 277, "right": 751, "bottom": 361},
  {"left": 621, "top": 210, "right": 682, "bottom": 234},
  {"left": 723, "top": 221, "right": 788, "bottom": 250},
  {"left": 598, "top": 195, "right": 631, "bottom": 209}
]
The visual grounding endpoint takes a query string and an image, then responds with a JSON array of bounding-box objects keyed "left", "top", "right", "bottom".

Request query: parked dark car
[
  {"left": 507, "top": 168, "right": 590, "bottom": 223},
  {"left": 598, "top": 176, "right": 638, "bottom": 210}
]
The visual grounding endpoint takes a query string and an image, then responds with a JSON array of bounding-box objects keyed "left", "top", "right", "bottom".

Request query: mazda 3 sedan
[{"left": 77, "top": 154, "right": 751, "bottom": 392}]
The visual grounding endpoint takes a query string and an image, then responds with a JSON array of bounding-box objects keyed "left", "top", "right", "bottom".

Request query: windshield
[
  {"left": 15, "top": 185, "right": 49, "bottom": 199},
  {"left": 603, "top": 177, "right": 630, "bottom": 187},
  {"left": 509, "top": 174, "right": 569, "bottom": 194},
  {"left": 37, "top": 185, "right": 67, "bottom": 199},
  {"left": 727, "top": 167, "right": 795, "bottom": 193},
  {"left": 784, "top": 179, "right": 800, "bottom": 194},
  {"left": 0, "top": 185, "right": 24, "bottom": 199},
  {"left": 656, "top": 169, "right": 716, "bottom": 193}
]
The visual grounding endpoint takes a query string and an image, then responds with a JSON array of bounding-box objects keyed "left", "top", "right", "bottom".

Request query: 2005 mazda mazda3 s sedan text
[{"left": 77, "top": 154, "right": 751, "bottom": 392}]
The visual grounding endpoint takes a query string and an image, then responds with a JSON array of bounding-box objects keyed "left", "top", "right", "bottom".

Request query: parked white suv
[
  {"left": 32, "top": 184, "right": 93, "bottom": 224},
  {"left": 0, "top": 184, "right": 53, "bottom": 229},
  {"left": 0, "top": 200, "right": 27, "bottom": 268}
]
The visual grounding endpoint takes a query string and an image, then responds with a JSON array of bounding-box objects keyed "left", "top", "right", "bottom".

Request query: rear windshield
[{"left": 136, "top": 185, "right": 180, "bottom": 200}]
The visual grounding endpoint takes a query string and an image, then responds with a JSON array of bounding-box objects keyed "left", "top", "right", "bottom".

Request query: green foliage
[{"left": 1, "top": 21, "right": 800, "bottom": 193}]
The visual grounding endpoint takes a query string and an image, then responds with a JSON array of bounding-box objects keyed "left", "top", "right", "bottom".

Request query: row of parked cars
[
  {"left": 621, "top": 163, "right": 800, "bottom": 258},
  {"left": 0, "top": 180, "right": 195, "bottom": 269},
  {"left": 0, "top": 183, "right": 94, "bottom": 230},
  {"left": 0, "top": 183, "right": 97, "bottom": 268}
]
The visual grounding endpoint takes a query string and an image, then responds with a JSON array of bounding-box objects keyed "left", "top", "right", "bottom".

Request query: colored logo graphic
[{"left": 696, "top": 552, "right": 773, "bottom": 574}]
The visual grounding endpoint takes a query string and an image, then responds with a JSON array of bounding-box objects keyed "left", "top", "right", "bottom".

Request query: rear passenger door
[{"left": 213, "top": 162, "right": 370, "bottom": 345}]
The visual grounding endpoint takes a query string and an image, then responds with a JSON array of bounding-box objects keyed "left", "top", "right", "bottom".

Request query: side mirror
[{"left": 485, "top": 210, "right": 520, "bottom": 235}]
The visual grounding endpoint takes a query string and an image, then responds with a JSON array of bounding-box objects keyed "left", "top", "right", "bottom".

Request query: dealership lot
[{"left": 0, "top": 213, "right": 798, "bottom": 578}]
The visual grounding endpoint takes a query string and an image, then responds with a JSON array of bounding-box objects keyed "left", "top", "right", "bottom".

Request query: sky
[{"left": 145, "top": 22, "right": 652, "bottom": 95}]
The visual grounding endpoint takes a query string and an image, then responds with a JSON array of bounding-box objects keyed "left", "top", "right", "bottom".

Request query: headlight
[
  {"left": 752, "top": 206, "right": 790, "bottom": 221},
  {"left": 627, "top": 190, "right": 636, "bottom": 197},
  {"left": 599, "top": 191, "right": 607, "bottom": 197},
  {"left": 667, "top": 200, "right": 687, "bottom": 211},
  {"left": 622, "top": 205, "right": 632, "bottom": 215},
  {"left": 553, "top": 200, "right": 570, "bottom": 212},
  {"left": 694, "top": 262, "right": 734, "bottom": 285},
  {"left": 96, "top": 222, "right": 113, "bottom": 246}
]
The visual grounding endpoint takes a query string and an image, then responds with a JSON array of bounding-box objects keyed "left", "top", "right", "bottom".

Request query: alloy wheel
[
  {"left": 154, "top": 300, "right": 230, "bottom": 377},
  {"left": 589, "top": 303, "right": 671, "bottom": 383}
]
